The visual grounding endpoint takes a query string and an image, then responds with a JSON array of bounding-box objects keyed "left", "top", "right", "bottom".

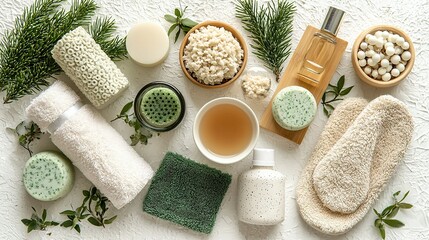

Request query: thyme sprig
[
  {"left": 373, "top": 191, "right": 413, "bottom": 240},
  {"left": 321, "top": 75, "right": 353, "bottom": 117},
  {"left": 111, "top": 101, "right": 153, "bottom": 146},
  {"left": 21, "top": 208, "right": 59, "bottom": 233},
  {"left": 164, "top": 3, "right": 198, "bottom": 43},
  {"left": 235, "top": 0, "right": 295, "bottom": 81},
  {"left": 7, "top": 121, "right": 44, "bottom": 156}
]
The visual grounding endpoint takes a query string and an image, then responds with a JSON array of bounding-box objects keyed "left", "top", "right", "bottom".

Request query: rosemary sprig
[
  {"left": 111, "top": 101, "right": 153, "bottom": 146},
  {"left": 373, "top": 191, "right": 413, "bottom": 240},
  {"left": 7, "top": 121, "right": 44, "bottom": 156},
  {"left": 21, "top": 208, "right": 59, "bottom": 233},
  {"left": 235, "top": 0, "right": 295, "bottom": 81},
  {"left": 164, "top": 3, "right": 198, "bottom": 43},
  {"left": 321, "top": 75, "right": 353, "bottom": 117},
  {"left": 0, "top": 0, "right": 127, "bottom": 104}
]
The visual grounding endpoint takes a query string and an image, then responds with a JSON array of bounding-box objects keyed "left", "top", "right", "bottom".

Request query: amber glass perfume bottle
[{"left": 298, "top": 7, "right": 345, "bottom": 86}]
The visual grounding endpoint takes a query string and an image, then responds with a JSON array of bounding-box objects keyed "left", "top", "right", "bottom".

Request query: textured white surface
[{"left": 0, "top": 0, "right": 428, "bottom": 239}]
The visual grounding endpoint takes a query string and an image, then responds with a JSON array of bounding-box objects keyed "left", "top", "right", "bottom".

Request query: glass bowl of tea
[{"left": 193, "top": 97, "right": 259, "bottom": 164}]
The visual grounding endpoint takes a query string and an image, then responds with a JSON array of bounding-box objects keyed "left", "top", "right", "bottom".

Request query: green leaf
[
  {"left": 379, "top": 225, "right": 386, "bottom": 240},
  {"left": 373, "top": 208, "right": 381, "bottom": 217},
  {"left": 83, "top": 190, "right": 90, "bottom": 197},
  {"left": 398, "top": 203, "right": 413, "bottom": 209},
  {"left": 48, "top": 221, "right": 59, "bottom": 226},
  {"left": 398, "top": 191, "right": 410, "bottom": 203},
  {"left": 382, "top": 219, "right": 404, "bottom": 228},
  {"left": 386, "top": 206, "right": 399, "bottom": 218},
  {"left": 60, "top": 210, "right": 76, "bottom": 216},
  {"left": 174, "top": 8, "right": 181, "bottom": 17},
  {"left": 181, "top": 18, "right": 198, "bottom": 28},
  {"left": 168, "top": 23, "right": 178, "bottom": 36},
  {"left": 74, "top": 224, "right": 81, "bottom": 233},
  {"left": 120, "top": 102, "right": 133, "bottom": 115},
  {"left": 174, "top": 28, "right": 181, "bottom": 43},
  {"left": 323, "top": 106, "right": 329, "bottom": 117},
  {"left": 91, "top": 187, "right": 97, "bottom": 195},
  {"left": 104, "top": 215, "right": 117, "bottom": 225},
  {"left": 88, "top": 217, "right": 103, "bottom": 227},
  {"left": 164, "top": 14, "right": 177, "bottom": 23},
  {"left": 60, "top": 220, "right": 73, "bottom": 228},
  {"left": 42, "top": 209, "right": 47, "bottom": 221},
  {"left": 27, "top": 221, "right": 37, "bottom": 233},
  {"left": 321, "top": 92, "right": 326, "bottom": 103},
  {"left": 325, "top": 103, "right": 335, "bottom": 110},
  {"left": 21, "top": 219, "right": 32, "bottom": 226},
  {"left": 374, "top": 219, "right": 382, "bottom": 228},
  {"left": 340, "top": 86, "right": 354, "bottom": 96},
  {"left": 381, "top": 205, "right": 395, "bottom": 217},
  {"left": 337, "top": 75, "right": 345, "bottom": 90},
  {"left": 393, "top": 191, "right": 401, "bottom": 197}
]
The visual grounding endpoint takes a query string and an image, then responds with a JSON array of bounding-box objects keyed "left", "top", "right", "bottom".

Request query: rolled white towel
[{"left": 26, "top": 81, "right": 154, "bottom": 209}]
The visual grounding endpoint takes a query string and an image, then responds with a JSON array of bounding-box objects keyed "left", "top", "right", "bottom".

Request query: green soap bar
[
  {"left": 140, "top": 87, "right": 182, "bottom": 128},
  {"left": 272, "top": 86, "right": 317, "bottom": 131},
  {"left": 23, "top": 151, "right": 74, "bottom": 201}
]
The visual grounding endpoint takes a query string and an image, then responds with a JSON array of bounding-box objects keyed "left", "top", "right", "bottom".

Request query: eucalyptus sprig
[
  {"left": 7, "top": 121, "right": 44, "bottom": 156},
  {"left": 164, "top": 4, "right": 198, "bottom": 43},
  {"left": 60, "top": 186, "right": 117, "bottom": 232},
  {"left": 321, "top": 75, "right": 354, "bottom": 117},
  {"left": 235, "top": 0, "right": 295, "bottom": 81},
  {"left": 111, "top": 101, "right": 153, "bottom": 146},
  {"left": 21, "top": 208, "right": 59, "bottom": 233},
  {"left": 373, "top": 191, "right": 413, "bottom": 240}
]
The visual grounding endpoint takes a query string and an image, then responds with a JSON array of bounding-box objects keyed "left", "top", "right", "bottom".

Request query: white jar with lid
[{"left": 237, "top": 148, "right": 286, "bottom": 225}]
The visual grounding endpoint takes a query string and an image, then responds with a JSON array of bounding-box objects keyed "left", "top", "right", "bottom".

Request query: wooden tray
[{"left": 259, "top": 26, "right": 348, "bottom": 144}]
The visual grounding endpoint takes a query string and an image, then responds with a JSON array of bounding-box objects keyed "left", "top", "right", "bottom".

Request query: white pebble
[
  {"left": 367, "top": 58, "right": 375, "bottom": 66},
  {"left": 378, "top": 67, "right": 387, "bottom": 75},
  {"left": 372, "top": 53, "right": 381, "bottom": 63},
  {"left": 365, "top": 34, "right": 372, "bottom": 41},
  {"left": 375, "top": 39, "right": 384, "bottom": 48},
  {"left": 395, "top": 46, "right": 403, "bottom": 55},
  {"left": 401, "top": 42, "right": 410, "bottom": 50},
  {"left": 358, "top": 59, "right": 367, "bottom": 67},
  {"left": 382, "top": 73, "right": 391, "bottom": 81},
  {"left": 382, "top": 31, "right": 389, "bottom": 38},
  {"left": 379, "top": 53, "right": 385, "bottom": 60},
  {"left": 386, "top": 46, "right": 395, "bottom": 56},
  {"left": 368, "top": 45, "right": 374, "bottom": 50},
  {"left": 397, "top": 63, "right": 405, "bottom": 72},
  {"left": 375, "top": 31, "right": 383, "bottom": 38},
  {"left": 401, "top": 51, "right": 411, "bottom": 61},
  {"left": 387, "top": 64, "right": 393, "bottom": 72},
  {"left": 391, "top": 68, "right": 400, "bottom": 77},
  {"left": 380, "top": 59, "right": 390, "bottom": 68},
  {"left": 391, "top": 34, "right": 399, "bottom": 43},
  {"left": 357, "top": 50, "right": 366, "bottom": 59},
  {"left": 384, "top": 42, "right": 394, "bottom": 49},
  {"left": 372, "top": 69, "right": 379, "bottom": 78},
  {"left": 387, "top": 34, "right": 394, "bottom": 42},
  {"left": 366, "top": 50, "right": 375, "bottom": 57},
  {"left": 368, "top": 35, "right": 377, "bottom": 45},
  {"left": 396, "top": 37, "right": 405, "bottom": 46},
  {"left": 390, "top": 55, "right": 401, "bottom": 64},
  {"left": 360, "top": 42, "right": 368, "bottom": 50},
  {"left": 364, "top": 66, "right": 372, "bottom": 75}
]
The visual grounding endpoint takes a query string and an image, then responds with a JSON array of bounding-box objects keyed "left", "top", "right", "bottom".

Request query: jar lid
[{"left": 253, "top": 148, "right": 275, "bottom": 167}]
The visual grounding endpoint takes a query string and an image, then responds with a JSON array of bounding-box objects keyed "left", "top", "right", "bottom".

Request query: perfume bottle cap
[
  {"left": 321, "top": 7, "right": 345, "bottom": 36},
  {"left": 253, "top": 148, "right": 275, "bottom": 167}
]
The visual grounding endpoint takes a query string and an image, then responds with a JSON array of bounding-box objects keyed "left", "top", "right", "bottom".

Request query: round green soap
[
  {"left": 23, "top": 151, "right": 74, "bottom": 201},
  {"left": 140, "top": 87, "right": 182, "bottom": 128},
  {"left": 272, "top": 86, "right": 317, "bottom": 131}
]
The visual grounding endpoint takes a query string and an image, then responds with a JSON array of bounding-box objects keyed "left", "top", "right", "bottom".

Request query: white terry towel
[
  {"left": 26, "top": 81, "right": 154, "bottom": 209},
  {"left": 296, "top": 95, "right": 413, "bottom": 235}
]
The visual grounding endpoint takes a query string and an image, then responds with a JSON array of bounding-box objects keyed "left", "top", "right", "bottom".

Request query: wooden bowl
[
  {"left": 179, "top": 20, "right": 248, "bottom": 88},
  {"left": 351, "top": 25, "right": 415, "bottom": 88}
]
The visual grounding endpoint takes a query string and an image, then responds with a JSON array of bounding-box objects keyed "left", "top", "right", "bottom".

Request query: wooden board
[{"left": 259, "top": 26, "right": 348, "bottom": 144}]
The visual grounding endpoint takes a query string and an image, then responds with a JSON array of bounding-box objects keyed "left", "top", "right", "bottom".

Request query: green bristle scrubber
[{"left": 143, "top": 152, "right": 232, "bottom": 234}]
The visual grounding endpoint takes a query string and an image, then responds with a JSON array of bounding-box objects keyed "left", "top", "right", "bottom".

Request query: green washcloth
[{"left": 143, "top": 152, "right": 232, "bottom": 234}]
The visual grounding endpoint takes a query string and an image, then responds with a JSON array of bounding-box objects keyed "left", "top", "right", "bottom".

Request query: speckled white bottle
[{"left": 238, "top": 148, "right": 285, "bottom": 225}]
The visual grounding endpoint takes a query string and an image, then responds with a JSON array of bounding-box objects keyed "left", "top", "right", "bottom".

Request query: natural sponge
[
  {"left": 143, "top": 152, "right": 232, "bottom": 234},
  {"left": 52, "top": 27, "right": 128, "bottom": 109}
]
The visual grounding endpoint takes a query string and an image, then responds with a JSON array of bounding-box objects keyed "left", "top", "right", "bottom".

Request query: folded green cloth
[{"left": 143, "top": 152, "right": 232, "bottom": 234}]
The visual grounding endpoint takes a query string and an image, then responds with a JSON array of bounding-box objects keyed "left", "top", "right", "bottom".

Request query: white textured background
[{"left": 1, "top": 0, "right": 428, "bottom": 239}]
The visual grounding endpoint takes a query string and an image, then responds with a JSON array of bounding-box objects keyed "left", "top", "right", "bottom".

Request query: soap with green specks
[
  {"left": 272, "top": 86, "right": 317, "bottom": 131},
  {"left": 23, "top": 151, "right": 74, "bottom": 201}
]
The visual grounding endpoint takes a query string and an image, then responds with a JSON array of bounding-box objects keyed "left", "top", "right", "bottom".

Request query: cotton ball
[
  {"left": 371, "top": 69, "right": 379, "bottom": 78},
  {"left": 397, "top": 63, "right": 405, "bottom": 72},
  {"left": 380, "top": 59, "right": 390, "bottom": 68},
  {"left": 378, "top": 67, "right": 387, "bottom": 75},
  {"left": 368, "top": 35, "right": 377, "bottom": 45},
  {"left": 358, "top": 59, "right": 367, "bottom": 67},
  {"left": 396, "top": 37, "right": 405, "bottom": 46},
  {"left": 364, "top": 66, "right": 372, "bottom": 75},
  {"left": 391, "top": 68, "right": 400, "bottom": 77},
  {"left": 357, "top": 50, "right": 366, "bottom": 59},
  {"left": 401, "top": 42, "right": 410, "bottom": 50},
  {"left": 366, "top": 50, "right": 375, "bottom": 57},
  {"left": 360, "top": 42, "right": 368, "bottom": 50},
  {"left": 386, "top": 46, "right": 395, "bottom": 56},
  {"left": 372, "top": 54, "right": 381, "bottom": 63},
  {"left": 401, "top": 51, "right": 411, "bottom": 61},
  {"left": 390, "top": 55, "right": 401, "bottom": 64}
]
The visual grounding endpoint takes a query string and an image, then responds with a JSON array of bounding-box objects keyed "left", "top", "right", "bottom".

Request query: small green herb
[
  {"left": 111, "top": 101, "right": 153, "bottom": 146},
  {"left": 235, "top": 0, "right": 296, "bottom": 81},
  {"left": 21, "top": 208, "right": 59, "bottom": 233},
  {"left": 7, "top": 121, "right": 44, "bottom": 156},
  {"left": 321, "top": 75, "right": 354, "bottom": 117},
  {"left": 164, "top": 1, "right": 198, "bottom": 43},
  {"left": 373, "top": 191, "right": 413, "bottom": 240},
  {"left": 61, "top": 186, "right": 117, "bottom": 232}
]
